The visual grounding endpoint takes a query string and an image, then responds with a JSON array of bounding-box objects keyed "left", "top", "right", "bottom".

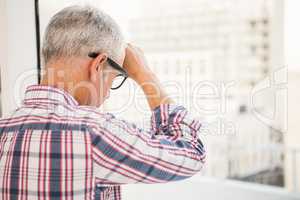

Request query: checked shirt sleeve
[{"left": 90, "top": 104, "right": 206, "bottom": 185}]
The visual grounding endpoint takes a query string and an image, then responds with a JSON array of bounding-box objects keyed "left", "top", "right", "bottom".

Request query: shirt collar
[{"left": 23, "top": 84, "right": 79, "bottom": 106}]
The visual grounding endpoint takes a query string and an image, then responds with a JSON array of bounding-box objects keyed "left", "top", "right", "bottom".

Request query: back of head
[{"left": 42, "top": 5, "right": 124, "bottom": 65}]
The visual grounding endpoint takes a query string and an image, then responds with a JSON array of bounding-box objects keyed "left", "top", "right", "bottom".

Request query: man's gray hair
[{"left": 42, "top": 5, "right": 124, "bottom": 64}]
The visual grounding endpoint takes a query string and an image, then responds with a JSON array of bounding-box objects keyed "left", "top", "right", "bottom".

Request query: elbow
[
  {"left": 191, "top": 148, "right": 206, "bottom": 175},
  {"left": 177, "top": 151, "right": 207, "bottom": 182},
  {"left": 193, "top": 153, "right": 206, "bottom": 174}
]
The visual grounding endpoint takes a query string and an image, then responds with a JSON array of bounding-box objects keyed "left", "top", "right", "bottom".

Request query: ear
[
  {"left": 90, "top": 53, "right": 108, "bottom": 72},
  {"left": 89, "top": 53, "right": 108, "bottom": 81}
]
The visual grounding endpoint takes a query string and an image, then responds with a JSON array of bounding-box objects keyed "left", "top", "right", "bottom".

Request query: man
[{"left": 0, "top": 5, "right": 206, "bottom": 200}]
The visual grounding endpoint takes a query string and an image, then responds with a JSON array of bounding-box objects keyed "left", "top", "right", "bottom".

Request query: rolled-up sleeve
[{"left": 89, "top": 104, "right": 206, "bottom": 185}]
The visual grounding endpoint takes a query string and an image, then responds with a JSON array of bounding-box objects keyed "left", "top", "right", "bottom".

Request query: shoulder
[{"left": 72, "top": 105, "right": 116, "bottom": 130}]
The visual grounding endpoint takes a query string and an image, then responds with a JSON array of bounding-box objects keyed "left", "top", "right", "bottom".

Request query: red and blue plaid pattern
[{"left": 0, "top": 85, "right": 206, "bottom": 200}]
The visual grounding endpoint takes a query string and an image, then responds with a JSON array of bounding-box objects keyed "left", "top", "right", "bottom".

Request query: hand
[{"left": 123, "top": 44, "right": 154, "bottom": 83}]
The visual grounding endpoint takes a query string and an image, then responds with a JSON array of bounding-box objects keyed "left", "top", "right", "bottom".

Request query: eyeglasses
[{"left": 88, "top": 52, "right": 128, "bottom": 90}]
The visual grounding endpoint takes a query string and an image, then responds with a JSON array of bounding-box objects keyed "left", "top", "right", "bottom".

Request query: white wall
[
  {"left": 0, "top": 0, "right": 38, "bottom": 116},
  {"left": 285, "top": 72, "right": 300, "bottom": 192},
  {"left": 284, "top": 0, "right": 300, "bottom": 193},
  {"left": 285, "top": 0, "right": 300, "bottom": 71}
]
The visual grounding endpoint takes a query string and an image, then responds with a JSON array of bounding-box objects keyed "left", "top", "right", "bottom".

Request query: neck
[{"left": 40, "top": 59, "right": 90, "bottom": 105}]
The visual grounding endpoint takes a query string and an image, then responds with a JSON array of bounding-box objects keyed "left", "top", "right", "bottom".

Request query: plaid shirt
[{"left": 0, "top": 84, "right": 206, "bottom": 200}]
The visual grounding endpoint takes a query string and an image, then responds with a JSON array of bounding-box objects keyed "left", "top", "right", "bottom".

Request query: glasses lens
[{"left": 111, "top": 75, "right": 126, "bottom": 90}]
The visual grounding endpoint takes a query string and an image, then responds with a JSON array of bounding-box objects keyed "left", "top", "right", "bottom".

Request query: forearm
[
  {"left": 135, "top": 72, "right": 174, "bottom": 110},
  {"left": 123, "top": 44, "right": 174, "bottom": 110}
]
